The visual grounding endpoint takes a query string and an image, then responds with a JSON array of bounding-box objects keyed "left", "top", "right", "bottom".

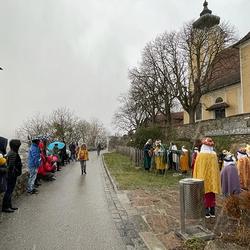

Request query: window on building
[
  {"left": 215, "top": 108, "right": 225, "bottom": 119},
  {"left": 215, "top": 97, "right": 223, "bottom": 103},
  {"left": 195, "top": 103, "right": 202, "bottom": 121}
]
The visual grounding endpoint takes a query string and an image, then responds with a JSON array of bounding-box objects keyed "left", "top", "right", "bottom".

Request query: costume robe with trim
[
  {"left": 193, "top": 152, "right": 221, "bottom": 194},
  {"left": 237, "top": 157, "right": 250, "bottom": 190}
]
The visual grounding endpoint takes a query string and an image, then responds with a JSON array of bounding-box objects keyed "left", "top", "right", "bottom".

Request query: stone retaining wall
[{"left": 174, "top": 113, "right": 250, "bottom": 142}]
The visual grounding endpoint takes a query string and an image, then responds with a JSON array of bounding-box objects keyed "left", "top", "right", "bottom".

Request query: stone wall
[{"left": 174, "top": 113, "right": 250, "bottom": 142}]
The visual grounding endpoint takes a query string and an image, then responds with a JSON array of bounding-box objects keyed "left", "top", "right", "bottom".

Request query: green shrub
[
  {"left": 183, "top": 238, "right": 206, "bottom": 250},
  {"left": 132, "top": 126, "right": 165, "bottom": 148},
  {"left": 213, "top": 135, "right": 232, "bottom": 153}
]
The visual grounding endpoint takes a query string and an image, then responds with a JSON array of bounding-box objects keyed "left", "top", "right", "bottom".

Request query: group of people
[
  {"left": 143, "top": 137, "right": 250, "bottom": 219},
  {"left": 143, "top": 139, "right": 190, "bottom": 174},
  {"left": 0, "top": 135, "right": 93, "bottom": 213}
]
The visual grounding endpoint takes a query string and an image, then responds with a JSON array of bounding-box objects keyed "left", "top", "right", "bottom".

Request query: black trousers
[{"left": 2, "top": 176, "right": 17, "bottom": 209}]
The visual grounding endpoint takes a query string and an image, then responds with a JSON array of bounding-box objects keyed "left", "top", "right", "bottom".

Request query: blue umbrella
[{"left": 47, "top": 141, "right": 65, "bottom": 150}]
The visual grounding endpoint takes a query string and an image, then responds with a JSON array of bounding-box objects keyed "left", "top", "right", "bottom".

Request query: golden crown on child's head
[
  {"left": 238, "top": 147, "right": 247, "bottom": 155},
  {"left": 201, "top": 137, "right": 214, "bottom": 147}
]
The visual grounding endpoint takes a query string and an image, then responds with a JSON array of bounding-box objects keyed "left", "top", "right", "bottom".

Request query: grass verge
[{"left": 103, "top": 152, "right": 184, "bottom": 190}]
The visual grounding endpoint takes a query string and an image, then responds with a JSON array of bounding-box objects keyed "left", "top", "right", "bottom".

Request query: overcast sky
[{"left": 1, "top": 0, "right": 249, "bottom": 138}]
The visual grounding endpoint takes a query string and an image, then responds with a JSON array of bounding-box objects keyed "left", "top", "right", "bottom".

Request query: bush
[
  {"left": 223, "top": 192, "right": 250, "bottom": 246},
  {"left": 183, "top": 238, "right": 206, "bottom": 250},
  {"left": 132, "top": 126, "right": 165, "bottom": 148},
  {"left": 213, "top": 135, "right": 232, "bottom": 153}
]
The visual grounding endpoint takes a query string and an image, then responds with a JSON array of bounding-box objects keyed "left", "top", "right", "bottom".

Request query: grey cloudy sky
[{"left": 1, "top": 0, "right": 249, "bottom": 138}]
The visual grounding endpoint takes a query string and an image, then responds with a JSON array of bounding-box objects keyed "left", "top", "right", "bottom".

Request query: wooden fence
[{"left": 116, "top": 146, "right": 144, "bottom": 167}]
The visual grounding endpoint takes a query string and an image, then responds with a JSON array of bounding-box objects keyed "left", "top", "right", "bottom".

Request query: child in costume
[
  {"left": 246, "top": 144, "right": 250, "bottom": 157},
  {"left": 193, "top": 137, "right": 221, "bottom": 218},
  {"left": 221, "top": 153, "right": 241, "bottom": 196},
  {"left": 154, "top": 140, "right": 166, "bottom": 174},
  {"left": 191, "top": 147, "right": 199, "bottom": 176},
  {"left": 237, "top": 147, "right": 250, "bottom": 190},
  {"left": 179, "top": 146, "right": 189, "bottom": 174}
]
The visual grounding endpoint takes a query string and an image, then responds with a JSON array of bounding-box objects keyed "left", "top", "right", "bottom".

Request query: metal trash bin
[
  {"left": 177, "top": 178, "right": 214, "bottom": 240},
  {"left": 180, "top": 178, "right": 204, "bottom": 220}
]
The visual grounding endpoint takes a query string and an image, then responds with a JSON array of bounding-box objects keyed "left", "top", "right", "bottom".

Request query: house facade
[{"left": 184, "top": 32, "right": 250, "bottom": 124}]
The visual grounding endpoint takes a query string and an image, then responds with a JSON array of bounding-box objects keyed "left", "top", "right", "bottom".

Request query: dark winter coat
[
  {"left": 0, "top": 136, "right": 8, "bottom": 155},
  {"left": 6, "top": 140, "right": 22, "bottom": 178}
]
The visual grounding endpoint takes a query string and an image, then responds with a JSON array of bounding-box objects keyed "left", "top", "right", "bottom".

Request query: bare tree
[
  {"left": 48, "top": 107, "right": 78, "bottom": 143},
  {"left": 129, "top": 67, "right": 160, "bottom": 124},
  {"left": 113, "top": 92, "right": 147, "bottom": 133},
  {"left": 16, "top": 113, "right": 49, "bottom": 142},
  {"left": 75, "top": 120, "right": 90, "bottom": 143},
  {"left": 17, "top": 108, "right": 108, "bottom": 149},
  {"left": 163, "top": 22, "right": 236, "bottom": 123},
  {"left": 141, "top": 37, "right": 178, "bottom": 125},
  {"left": 84, "top": 119, "right": 107, "bottom": 148}
]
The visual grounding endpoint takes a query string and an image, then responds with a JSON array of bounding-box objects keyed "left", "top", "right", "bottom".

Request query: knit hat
[{"left": 9, "top": 139, "right": 21, "bottom": 153}]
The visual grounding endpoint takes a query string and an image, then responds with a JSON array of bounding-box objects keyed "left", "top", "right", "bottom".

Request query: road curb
[
  {"left": 101, "top": 153, "right": 148, "bottom": 249},
  {"left": 101, "top": 154, "right": 118, "bottom": 193}
]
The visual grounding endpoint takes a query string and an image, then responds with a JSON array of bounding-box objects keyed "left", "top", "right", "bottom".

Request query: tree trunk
[{"left": 188, "top": 108, "right": 196, "bottom": 124}]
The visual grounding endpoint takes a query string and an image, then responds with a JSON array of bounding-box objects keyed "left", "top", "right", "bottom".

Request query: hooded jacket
[
  {"left": 0, "top": 137, "right": 8, "bottom": 175},
  {"left": 0, "top": 137, "right": 8, "bottom": 155},
  {"left": 28, "top": 142, "right": 41, "bottom": 169},
  {"left": 6, "top": 139, "right": 22, "bottom": 178}
]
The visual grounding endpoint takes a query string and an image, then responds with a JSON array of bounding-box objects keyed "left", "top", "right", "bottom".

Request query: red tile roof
[
  {"left": 234, "top": 32, "right": 250, "bottom": 47},
  {"left": 207, "top": 47, "right": 240, "bottom": 91}
]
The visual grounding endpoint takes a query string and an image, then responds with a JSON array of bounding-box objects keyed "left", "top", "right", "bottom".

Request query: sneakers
[
  {"left": 205, "top": 208, "right": 210, "bottom": 218},
  {"left": 2, "top": 208, "right": 15, "bottom": 213},
  {"left": 210, "top": 207, "right": 215, "bottom": 218},
  {"left": 205, "top": 207, "right": 215, "bottom": 218},
  {"left": 10, "top": 207, "right": 18, "bottom": 210}
]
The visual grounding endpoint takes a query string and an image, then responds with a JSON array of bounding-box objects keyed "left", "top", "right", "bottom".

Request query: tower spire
[
  {"left": 200, "top": 1, "right": 212, "bottom": 16},
  {"left": 193, "top": 0, "right": 220, "bottom": 29}
]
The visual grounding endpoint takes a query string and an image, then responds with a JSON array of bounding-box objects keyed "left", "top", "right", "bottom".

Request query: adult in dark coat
[
  {"left": 0, "top": 137, "right": 8, "bottom": 193},
  {"left": 2, "top": 139, "right": 22, "bottom": 213},
  {"left": 60, "top": 141, "right": 67, "bottom": 166},
  {"left": 143, "top": 139, "right": 153, "bottom": 171},
  {"left": 69, "top": 143, "right": 76, "bottom": 161},
  {"left": 97, "top": 143, "right": 102, "bottom": 156},
  {"left": 0, "top": 137, "right": 8, "bottom": 155}
]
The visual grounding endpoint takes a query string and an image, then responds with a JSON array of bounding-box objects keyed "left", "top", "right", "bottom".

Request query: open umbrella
[{"left": 47, "top": 141, "right": 65, "bottom": 150}]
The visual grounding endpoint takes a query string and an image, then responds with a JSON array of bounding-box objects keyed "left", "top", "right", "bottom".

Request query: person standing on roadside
[
  {"left": 143, "top": 139, "right": 153, "bottom": 171},
  {"left": 69, "top": 142, "right": 76, "bottom": 161},
  {"left": 77, "top": 143, "right": 89, "bottom": 175},
  {"left": 0, "top": 137, "right": 8, "bottom": 194},
  {"left": 2, "top": 139, "right": 22, "bottom": 213},
  {"left": 193, "top": 137, "right": 221, "bottom": 219},
  {"left": 97, "top": 143, "right": 102, "bottom": 156},
  {"left": 27, "top": 138, "right": 41, "bottom": 194},
  {"left": 75, "top": 142, "right": 79, "bottom": 161}
]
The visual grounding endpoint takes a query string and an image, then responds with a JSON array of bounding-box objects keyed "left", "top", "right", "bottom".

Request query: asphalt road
[{"left": 0, "top": 152, "right": 126, "bottom": 250}]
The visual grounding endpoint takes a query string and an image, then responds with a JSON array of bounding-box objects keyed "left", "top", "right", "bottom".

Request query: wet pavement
[{"left": 0, "top": 152, "right": 126, "bottom": 250}]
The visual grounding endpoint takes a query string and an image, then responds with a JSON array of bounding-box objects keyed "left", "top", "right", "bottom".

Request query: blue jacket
[{"left": 28, "top": 143, "right": 41, "bottom": 169}]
